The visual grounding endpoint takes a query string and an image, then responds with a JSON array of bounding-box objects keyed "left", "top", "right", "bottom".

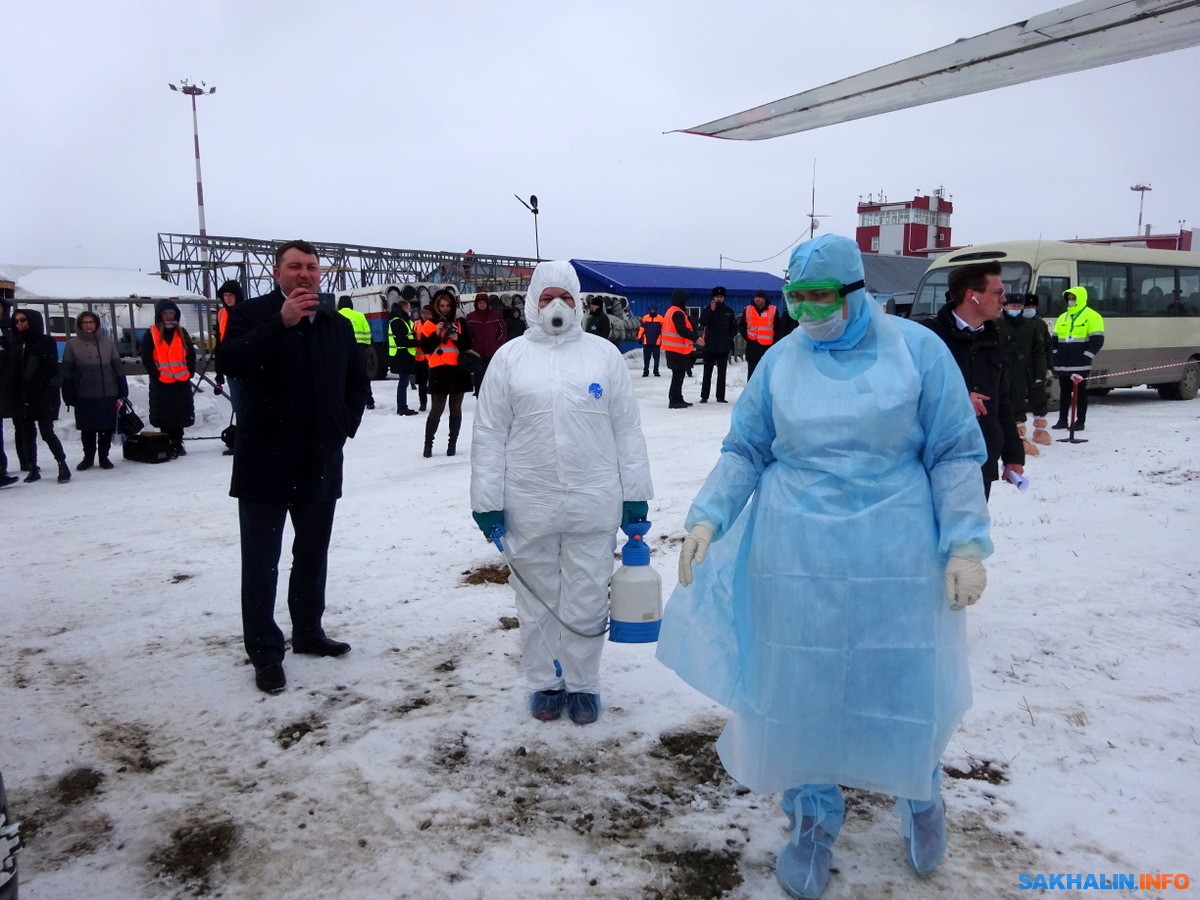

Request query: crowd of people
[{"left": 0, "top": 236, "right": 1101, "bottom": 897}]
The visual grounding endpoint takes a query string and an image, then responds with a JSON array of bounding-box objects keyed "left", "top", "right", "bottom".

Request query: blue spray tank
[{"left": 608, "top": 520, "right": 662, "bottom": 643}]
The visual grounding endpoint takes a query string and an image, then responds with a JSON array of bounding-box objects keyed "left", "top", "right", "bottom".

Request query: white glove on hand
[
  {"left": 944, "top": 556, "right": 987, "bottom": 611},
  {"left": 677, "top": 523, "right": 715, "bottom": 588}
]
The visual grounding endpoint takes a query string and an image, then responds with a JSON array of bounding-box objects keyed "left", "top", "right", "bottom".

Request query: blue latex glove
[
  {"left": 622, "top": 500, "right": 649, "bottom": 525},
  {"left": 472, "top": 510, "right": 505, "bottom": 539}
]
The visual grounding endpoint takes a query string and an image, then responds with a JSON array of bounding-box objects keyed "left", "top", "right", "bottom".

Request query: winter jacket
[
  {"left": 0, "top": 301, "right": 16, "bottom": 418},
  {"left": 584, "top": 306, "right": 612, "bottom": 341},
  {"left": 637, "top": 313, "right": 664, "bottom": 346},
  {"left": 62, "top": 314, "right": 128, "bottom": 431},
  {"left": 221, "top": 287, "right": 371, "bottom": 504},
  {"left": 698, "top": 302, "right": 737, "bottom": 355},
  {"left": 996, "top": 311, "right": 1048, "bottom": 418},
  {"left": 139, "top": 300, "right": 196, "bottom": 430},
  {"left": 214, "top": 279, "right": 245, "bottom": 380},
  {"left": 739, "top": 303, "right": 781, "bottom": 347},
  {"left": 505, "top": 312, "right": 527, "bottom": 340},
  {"left": 662, "top": 306, "right": 696, "bottom": 372},
  {"left": 924, "top": 303, "right": 1024, "bottom": 483},
  {"left": 417, "top": 315, "right": 473, "bottom": 395},
  {"left": 464, "top": 303, "right": 508, "bottom": 359},
  {"left": 1052, "top": 286, "right": 1106, "bottom": 373},
  {"left": 5, "top": 309, "right": 62, "bottom": 420}
]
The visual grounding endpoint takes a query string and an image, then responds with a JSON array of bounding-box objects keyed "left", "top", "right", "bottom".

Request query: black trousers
[
  {"left": 239, "top": 497, "right": 338, "bottom": 667},
  {"left": 20, "top": 416, "right": 65, "bottom": 468},
  {"left": 642, "top": 345, "right": 660, "bottom": 375},
  {"left": 745, "top": 342, "right": 770, "bottom": 381},
  {"left": 668, "top": 367, "right": 687, "bottom": 404},
  {"left": 700, "top": 352, "right": 729, "bottom": 401},
  {"left": 1056, "top": 372, "right": 1089, "bottom": 425}
]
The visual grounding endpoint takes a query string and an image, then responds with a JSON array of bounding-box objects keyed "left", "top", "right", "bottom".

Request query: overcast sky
[{"left": 4, "top": 1, "right": 1198, "bottom": 278}]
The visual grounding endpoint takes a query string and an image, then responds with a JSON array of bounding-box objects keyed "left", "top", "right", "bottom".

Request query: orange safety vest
[
  {"left": 418, "top": 319, "right": 460, "bottom": 368},
  {"left": 216, "top": 306, "right": 230, "bottom": 341},
  {"left": 151, "top": 325, "right": 190, "bottom": 383},
  {"left": 660, "top": 306, "right": 694, "bottom": 355},
  {"left": 637, "top": 313, "right": 664, "bottom": 346},
  {"left": 744, "top": 304, "right": 776, "bottom": 346}
]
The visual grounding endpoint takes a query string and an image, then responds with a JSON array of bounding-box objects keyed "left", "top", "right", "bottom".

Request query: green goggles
[{"left": 782, "top": 278, "right": 863, "bottom": 320}]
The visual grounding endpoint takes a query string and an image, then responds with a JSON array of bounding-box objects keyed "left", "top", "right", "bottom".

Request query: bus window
[
  {"left": 1077, "top": 261, "right": 1128, "bottom": 317},
  {"left": 1037, "top": 276, "right": 1071, "bottom": 317},
  {"left": 1131, "top": 265, "right": 1174, "bottom": 316},
  {"left": 1173, "top": 268, "right": 1200, "bottom": 316}
]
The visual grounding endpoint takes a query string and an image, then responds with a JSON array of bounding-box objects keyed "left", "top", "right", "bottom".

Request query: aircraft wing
[{"left": 679, "top": 0, "right": 1200, "bottom": 140}]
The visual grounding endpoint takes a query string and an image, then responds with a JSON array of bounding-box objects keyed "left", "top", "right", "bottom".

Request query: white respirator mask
[
  {"left": 541, "top": 298, "right": 574, "bottom": 335},
  {"left": 799, "top": 312, "right": 849, "bottom": 342}
]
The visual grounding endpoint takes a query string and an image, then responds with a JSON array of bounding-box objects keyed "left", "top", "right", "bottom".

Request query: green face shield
[{"left": 783, "top": 279, "right": 846, "bottom": 321}]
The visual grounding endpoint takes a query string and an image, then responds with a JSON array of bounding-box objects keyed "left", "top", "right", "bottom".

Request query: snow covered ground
[{"left": 4, "top": 355, "right": 1198, "bottom": 899}]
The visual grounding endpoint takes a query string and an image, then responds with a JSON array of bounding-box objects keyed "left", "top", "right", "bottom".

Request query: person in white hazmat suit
[
  {"left": 470, "top": 261, "right": 653, "bottom": 726},
  {"left": 657, "top": 235, "right": 991, "bottom": 898}
]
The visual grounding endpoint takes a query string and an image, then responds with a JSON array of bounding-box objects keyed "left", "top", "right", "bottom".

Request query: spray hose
[{"left": 489, "top": 525, "right": 609, "bottom": 673}]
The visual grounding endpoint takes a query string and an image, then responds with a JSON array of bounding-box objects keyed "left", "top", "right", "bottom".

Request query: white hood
[{"left": 523, "top": 261, "right": 583, "bottom": 343}]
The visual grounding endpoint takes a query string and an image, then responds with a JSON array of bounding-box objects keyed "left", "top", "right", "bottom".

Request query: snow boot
[
  {"left": 98, "top": 431, "right": 114, "bottom": 468},
  {"left": 423, "top": 418, "right": 437, "bottom": 458},
  {"left": 1022, "top": 438, "right": 1040, "bottom": 457},
  {"left": 1031, "top": 428, "right": 1052, "bottom": 446},
  {"left": 777, "top": 785, "right": 844, "bottom": 899},
  {"left": 56, "top": 459, "right": 71, "bottom": 483},
  {"left": 447, "top": 415, "right": 461, "bottom": 457},
  {"left": 24, "top": 466, "right": 41, "bottom": 484},
  {"left": 78, "top": 431, "right": 96, "bottom": 470}
]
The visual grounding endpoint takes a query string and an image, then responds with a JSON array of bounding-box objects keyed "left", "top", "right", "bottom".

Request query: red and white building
[{"left": 856, "top": 188, "right": 953, "bottom": 258}]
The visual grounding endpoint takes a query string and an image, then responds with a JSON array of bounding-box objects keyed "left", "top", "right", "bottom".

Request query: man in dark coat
[
  {"left": 697, "top": 285, "right": 737, "bottom": 403},
  {"left": 389, "top": 295, "right": 419, "bottom": 415},
  {"left": 997, "top": 294, "right": 1049, "bottom": 433},
  {"left": 583, "top": 296, "right": 612, "bottom": 341},
  {"left": 663, "top": 288, "right": 697, "bottom": 408},
  {"left": 922, "top": 261, "right": 1024, "bottom": 500},
  {"left": 220, "top": 239, "right": 371, "bottom": 694}
]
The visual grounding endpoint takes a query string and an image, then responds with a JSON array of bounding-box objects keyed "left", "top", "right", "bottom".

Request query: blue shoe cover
[
  {"left": 900, "top": 795, "right": 947, "bottom": 876},
  {"left": 566, "top": 692, "right": 600, "bottom": 725},
  {"left": 776, "top": 835, "right": 832, "bottom": 899},
  {"left": 530, "top": 689, "right": 566, "bottom": 721},
  {"left": 776, "top": 785, "right": 843, "bottom": 899}
]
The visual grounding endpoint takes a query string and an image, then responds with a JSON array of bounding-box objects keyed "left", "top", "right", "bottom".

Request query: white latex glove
[
  {"left": 944, "top": 556, "right": 987, "bottom": 611},
  {"left": 677, "top": 523, "right": 715, "bottom": 587}
]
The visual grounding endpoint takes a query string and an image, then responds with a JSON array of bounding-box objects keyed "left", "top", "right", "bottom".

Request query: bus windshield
[{"left": 912, "top": 261, "right": 1032, "bottom": 318}]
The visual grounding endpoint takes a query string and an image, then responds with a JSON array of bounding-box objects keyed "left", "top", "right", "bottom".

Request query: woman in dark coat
[
  {"left": 61, "top": 310, "right": 128, "bottom": 470},
  {"left": 139, "top": 299, "right": 196, "bottom": 457},
  {"left": 416, "top": 288, "right": 472, "bottom": 457},
  {"left": 6, "top": 308, "right": 70, "bottom": 483}
]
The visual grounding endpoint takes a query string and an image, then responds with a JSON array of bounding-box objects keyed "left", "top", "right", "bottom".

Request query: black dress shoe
[
  {"left": 292, "top": 636, "right": 351, "bottom": 657},
  {"left": 716, "top": 398, "right": 728, "bottom": 403},
  {"left": 255, "top": 663, "right": 286, "bottom": 694}
]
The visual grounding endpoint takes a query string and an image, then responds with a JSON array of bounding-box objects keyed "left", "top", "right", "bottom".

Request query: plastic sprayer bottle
[{"left": 608, "top": 520, "right": 662, "bottom": 643}]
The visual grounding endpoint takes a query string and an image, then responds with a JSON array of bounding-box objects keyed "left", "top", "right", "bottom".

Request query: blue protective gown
[{"left": 657, "top": 249, "right": 991, "bottom": 801}]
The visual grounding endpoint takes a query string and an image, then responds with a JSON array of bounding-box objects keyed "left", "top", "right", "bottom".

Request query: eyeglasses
[{"left": 13, "top": 317, "right": 28, "bottom": 323}]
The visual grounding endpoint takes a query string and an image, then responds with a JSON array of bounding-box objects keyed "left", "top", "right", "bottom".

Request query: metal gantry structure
[{"left": 158, "top": 233, "right": 541, "bottom": 301}]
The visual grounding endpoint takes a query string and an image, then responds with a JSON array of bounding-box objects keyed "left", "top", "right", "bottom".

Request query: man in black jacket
[
  {"left": 221, "top": 240, "right": 372, "bottom": 694},
  {"left": 923, "top": 261, "right": 1024, "bottom": 500},
  {"left": 698, "top": 285, "right": 737, "bottom": 403}
]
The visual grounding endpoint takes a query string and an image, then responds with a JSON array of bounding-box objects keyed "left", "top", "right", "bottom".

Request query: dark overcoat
[
  {"left": 924, "top": 303, "right": 1024, "bottom": 484},
  {"left": 220, "top": 289, "right": 371, "bottom": 504},
  {"left": 5, "top": 310, "right": 62, "bottom": 420}
]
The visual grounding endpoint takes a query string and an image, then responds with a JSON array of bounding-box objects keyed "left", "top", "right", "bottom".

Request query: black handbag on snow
[{"left": 117, "top": 399, "right": 144, "bottom": 438}]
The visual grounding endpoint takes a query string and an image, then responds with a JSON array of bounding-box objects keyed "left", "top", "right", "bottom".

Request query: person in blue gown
[{"left": 657, "top": 234, "right": 992, "bottom": 898}]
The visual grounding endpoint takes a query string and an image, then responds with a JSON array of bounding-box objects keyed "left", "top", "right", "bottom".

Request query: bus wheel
[
  {"left": 364, "top": 343, "right": 385, "bottom": 380},
  {"left": 1158, "top": 360, "right": 1199, "bottom": 400}
]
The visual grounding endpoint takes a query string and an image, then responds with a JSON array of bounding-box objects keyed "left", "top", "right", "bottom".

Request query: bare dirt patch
[
  {"left": 944, "top": 758, "right": 1008, "bottom": 785},
  {"left": 646, "top": 846, "right": 743, "bottom": 899},
  {"left": 149, "top": 819, "right": 238, "bottom": 894},
  {"left": 276, "top": 721, "right": 317, "bottom": 750},
  {"left": 463, "top": 562, "right": 509, "bottom": 585}
]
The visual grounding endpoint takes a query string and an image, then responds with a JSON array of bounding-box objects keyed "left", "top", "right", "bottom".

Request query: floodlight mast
[{"left": 169, "top": 79, "right": 216, "bottom": 296}]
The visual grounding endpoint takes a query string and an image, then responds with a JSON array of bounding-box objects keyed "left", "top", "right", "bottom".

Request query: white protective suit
[
  {"left": 471, "top": 261, "right": 653, "bottom": 693},
  {"left": 657, "top": 235, "right": 992, "bottom": 802}
]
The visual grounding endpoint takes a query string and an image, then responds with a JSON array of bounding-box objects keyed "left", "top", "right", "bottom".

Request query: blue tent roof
[{"left": 570, "top": 259, "right": 784, "bottom": 296}]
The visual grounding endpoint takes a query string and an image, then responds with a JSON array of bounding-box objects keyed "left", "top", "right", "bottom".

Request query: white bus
[{"left": 912, "top": 240, "right": 1200, "bottom": 401}]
